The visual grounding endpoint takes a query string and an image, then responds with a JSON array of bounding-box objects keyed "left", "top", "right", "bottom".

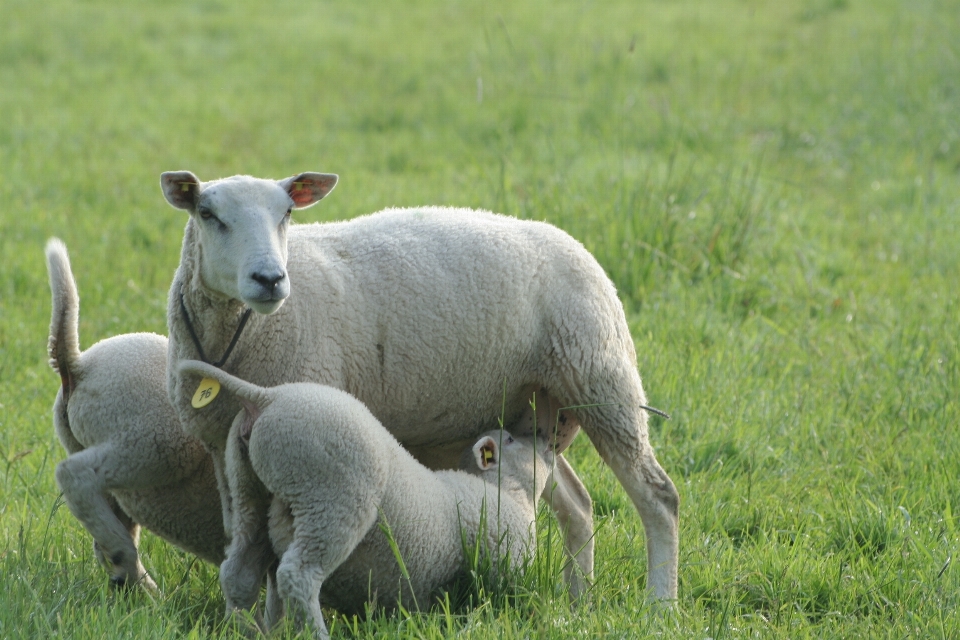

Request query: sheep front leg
[
  {"left": 544, "top": 454, "right": 594, "bottom": 600},
  {"left": 55, "top": 447, "right": 157, "bottom": 591}
]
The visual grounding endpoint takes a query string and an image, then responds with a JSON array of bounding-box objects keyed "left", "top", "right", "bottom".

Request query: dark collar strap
[{"left": 179, "top": 293, "right": 252, "bottom": 368}]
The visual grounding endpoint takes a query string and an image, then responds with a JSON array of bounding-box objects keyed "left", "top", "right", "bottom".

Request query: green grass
[{"left": 2, "top": 0, "right": 960, "bottom": 636}]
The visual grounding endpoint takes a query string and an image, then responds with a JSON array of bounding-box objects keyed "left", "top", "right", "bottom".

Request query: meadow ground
[{"left": 1, "top": 0, "right": 959, "bottom": 637}]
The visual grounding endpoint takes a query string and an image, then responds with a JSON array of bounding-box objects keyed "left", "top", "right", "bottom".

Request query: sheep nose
[{"left": 251, "top": 270, "right": 286, "bottom": 291}]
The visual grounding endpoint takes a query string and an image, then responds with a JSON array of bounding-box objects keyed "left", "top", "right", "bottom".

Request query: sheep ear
[
  {"left": 280, "top": 173, "right": 338, "bottom": 209},
  {"left": 472, "top": 436, "right": 500, "bottom": 471},
  {"left": 161, "top": 171, "right": 201, "bottom": 210}
]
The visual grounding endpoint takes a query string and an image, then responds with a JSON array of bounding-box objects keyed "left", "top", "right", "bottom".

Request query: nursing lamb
[
  {"left": 161, "top": 171, "right": 678, "bottom": 609},
  {"left": 45, "top": 238, "right": 225, "bottom": 590},
  {"left": 181, "top": 360, "right": 551, "bottom": 638}
]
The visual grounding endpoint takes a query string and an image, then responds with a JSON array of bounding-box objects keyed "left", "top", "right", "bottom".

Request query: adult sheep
[{"left": 161, "top": 171, "right": 679, "bottom": 610}]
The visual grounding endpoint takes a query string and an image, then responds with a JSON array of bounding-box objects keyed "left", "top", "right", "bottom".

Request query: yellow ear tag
[
  {"left": 191, "top": 377, "right": 220, "bottom": 409},
  {"left": 483, "top": 448, "right": 494, "bottom": 463},
  {"left": 181, "top": 182, "right": 191, "bottom": 192}
]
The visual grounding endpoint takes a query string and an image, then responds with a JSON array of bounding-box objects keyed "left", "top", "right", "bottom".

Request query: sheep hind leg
[
  {"left": 263, "top": 561, "right": 283, "bottom": 631},
  {"left": 104, "top": 497, "right": 157, "bottom": 592},
  {"left": 575, "top": 399, "right": 679, "bottom": 603},
  {"left": 221, "top": 428, "right": 277, "bottom": 623},
  {"left": 274, "top": 497, "right": 380, "bottom": 639},
  {"left": 544, "top": 454, "right": 594, "bottom": 600},
  {"left": 220, "top": 500, "right": 274, "bottom": 628},
  {"left": 275, "top": 540, "right": 330, "bottom": 640},
  {"left": 220, "top": 516, "right": 274, "bottom": 619},
  {"left": 55, "top": 447, "right": 157, "bottom": 592}
]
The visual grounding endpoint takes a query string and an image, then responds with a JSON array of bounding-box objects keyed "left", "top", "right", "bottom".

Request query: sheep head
[
  {"left": 160, "top": 171, "right": 338, "bottom": 315},
  {"left": 469, "top": 430, "right": 554, "bottom": 507}
]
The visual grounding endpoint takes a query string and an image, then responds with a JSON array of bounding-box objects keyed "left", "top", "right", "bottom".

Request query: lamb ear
[
  {"left": 472, "top": 436, "right": 500, "bottom": 471},
  {"left": 279, "top": 172, "right": 338, "bottom": 209},
  {"left": 160, "top": 171, "right": 201, "bottom": 210}
]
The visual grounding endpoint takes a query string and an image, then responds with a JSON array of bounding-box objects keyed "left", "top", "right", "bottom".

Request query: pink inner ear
[{"left": 290, "top": 181, "right": 315, "bottom": 206}]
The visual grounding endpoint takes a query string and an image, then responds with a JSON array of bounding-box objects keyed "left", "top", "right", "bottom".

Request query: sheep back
[{"left": 173, "top": 206, "right": 634, "bottom": 454}]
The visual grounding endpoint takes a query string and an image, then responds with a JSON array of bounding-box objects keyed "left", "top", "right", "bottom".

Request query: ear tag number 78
[{"left": 192, "top": 377, "right": 220, "bottom": 409}]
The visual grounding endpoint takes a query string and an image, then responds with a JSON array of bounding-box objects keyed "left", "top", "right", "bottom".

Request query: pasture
[{"left": 1, "top": 0, "right": 959, "bottom": 637}]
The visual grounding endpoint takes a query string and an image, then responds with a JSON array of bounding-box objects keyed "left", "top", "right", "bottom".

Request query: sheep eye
[
  {"left": 506, "top": 436, "right": 515, "bottom": 444},
  {"left": 198, "top": 207, "right": 214, "bottom": 220}
]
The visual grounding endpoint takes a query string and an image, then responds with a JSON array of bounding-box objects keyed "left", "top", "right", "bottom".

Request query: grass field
[{"left": 2, "top": 0, "right": 960, "bottom": 637}]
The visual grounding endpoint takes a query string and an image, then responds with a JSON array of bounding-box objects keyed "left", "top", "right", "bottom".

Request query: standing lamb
[
  {"left": 161, "top": 171, "right": 678, "bottom": 610},
  {"left": 180, "top": 360, "right": 553, "bottom": 639},
  {"left": 45, "top": 238, "right": 225, "bottom": 590}
]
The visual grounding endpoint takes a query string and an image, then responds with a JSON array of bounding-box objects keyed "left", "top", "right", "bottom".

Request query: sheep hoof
[
  {"left": 110, "top": 572, "right": 159, "bottom": 594},
  {"left": 109, "top": 574, "right": 130, "bottom": 591},
  {"left": 224, "top": 608, "right": 266, "bottom": 639}
]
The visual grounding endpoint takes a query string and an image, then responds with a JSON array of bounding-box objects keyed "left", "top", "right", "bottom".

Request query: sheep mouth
[
  {"left": 245, "top": 295, "right": 287, "bottom": 315},
  {"left": 241, "top": 279, "right": 290, "bottom": 315}
]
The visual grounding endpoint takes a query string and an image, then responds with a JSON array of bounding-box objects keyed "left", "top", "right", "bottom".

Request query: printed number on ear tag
[{"left": 192, "top": 377, "right": 220, "bottom": 409}]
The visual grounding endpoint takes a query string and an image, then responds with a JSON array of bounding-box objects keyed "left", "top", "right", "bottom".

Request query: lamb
[
  {"left": 45, "top": 238, "right": 226, "bottom": 590},
  {"left": 160, "top": 171, "right": 679, "bottom": 610},
  {"left": 179, "top": 360, "right": 553, "bottom": 639}
]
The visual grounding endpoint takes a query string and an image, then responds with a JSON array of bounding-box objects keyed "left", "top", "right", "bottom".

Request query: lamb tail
[
  {"left": 45, "top": 238, "right": 81, "bottom": 393},
  {"left": 177, "top": 360, "right": 273, "bottom": 412}
]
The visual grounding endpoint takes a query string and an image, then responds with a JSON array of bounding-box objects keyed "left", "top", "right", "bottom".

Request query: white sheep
[
  {"left": 180, "top": 360, "right": 552, "bottom": 639},
  {"left": 45, "top": 238, "right": 226, "bottom": 589},
  {"left": 160, "top": 172, "right": 678, "bottom": 610}
]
